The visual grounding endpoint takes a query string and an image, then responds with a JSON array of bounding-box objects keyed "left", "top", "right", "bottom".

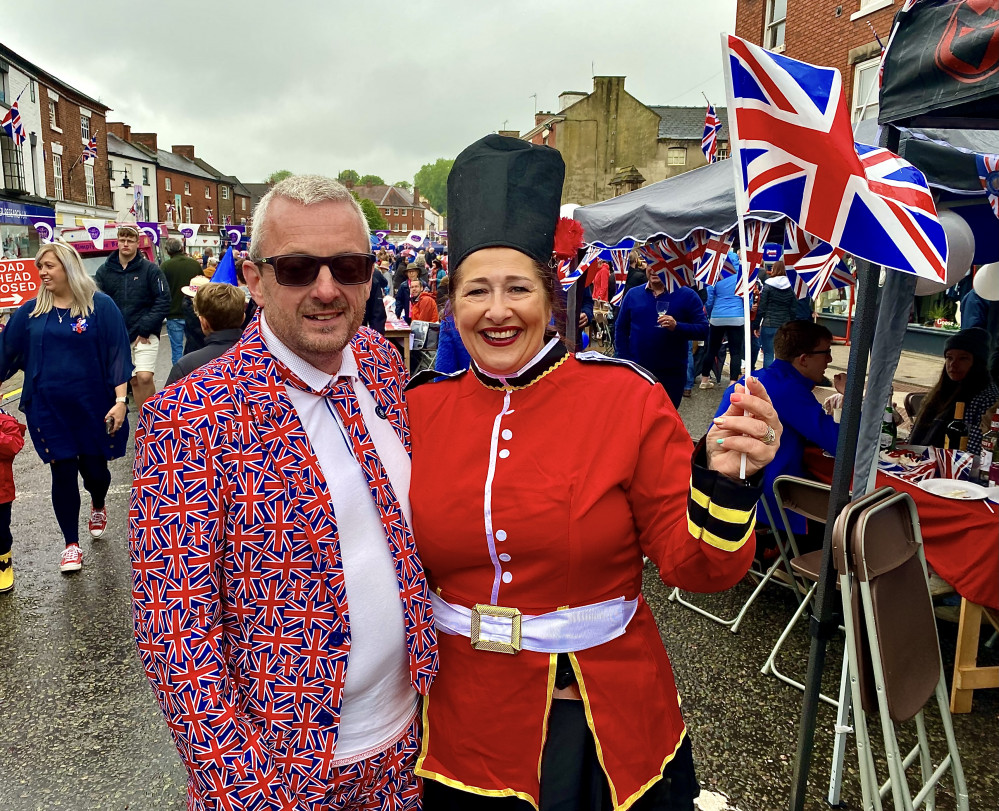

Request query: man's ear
[{"left": 242, "top": 260, "right": 265, "bottom": 306}]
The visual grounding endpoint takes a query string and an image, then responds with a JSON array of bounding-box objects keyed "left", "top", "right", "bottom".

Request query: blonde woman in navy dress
[{"left": 0, "top": 241, "right": 131, "bottom": 574}]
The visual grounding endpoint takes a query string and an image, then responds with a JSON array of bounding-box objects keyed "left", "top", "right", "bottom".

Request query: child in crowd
[{"left": 0, "top": 407, "right": 26, "bottom": 593}]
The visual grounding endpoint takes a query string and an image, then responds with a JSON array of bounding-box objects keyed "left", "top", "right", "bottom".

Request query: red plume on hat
[{"left": 553, "top": 218, "right": 585, "bottom": 260}]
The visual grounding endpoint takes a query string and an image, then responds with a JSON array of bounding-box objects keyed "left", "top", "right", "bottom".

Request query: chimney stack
[
  {"left": 131, "top": 132, "right": 158, "bottom": 153},
  {"left": 107, "top": 122, "right": 131, "bottom": 142},
  {"left": 172, "top": 145, "right": 196, "bottom": 160}
]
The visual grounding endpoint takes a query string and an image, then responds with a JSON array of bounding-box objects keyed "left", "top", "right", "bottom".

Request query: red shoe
[
  {"left": 89, "top": 505, "right": 107, "bottom": 539},
  {"left": 60, "top": 544, "right": 83, "bottom": 572}
]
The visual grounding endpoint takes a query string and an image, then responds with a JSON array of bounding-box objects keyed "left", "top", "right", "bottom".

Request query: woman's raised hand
[{"left": 706, "top": 377, "right": 782, "bottom": 480}]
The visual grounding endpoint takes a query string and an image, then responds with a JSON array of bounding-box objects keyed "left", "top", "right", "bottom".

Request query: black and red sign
[{"left": 880, "top": 0, "right": 999, "bottom": 124}]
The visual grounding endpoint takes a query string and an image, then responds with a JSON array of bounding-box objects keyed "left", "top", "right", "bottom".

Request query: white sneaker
[{"left": 699, "top": 379, "right": 715, "bottom": 390}]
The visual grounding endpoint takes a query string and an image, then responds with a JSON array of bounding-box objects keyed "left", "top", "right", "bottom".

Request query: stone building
[
  {"left": 735, "top": 0, "right": 899, "bottom": 125},
  {"left": 518, "top": 76, "right": 729, "bottom": 206}
]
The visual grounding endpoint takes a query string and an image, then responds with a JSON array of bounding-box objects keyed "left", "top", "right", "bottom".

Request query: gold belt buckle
[{"left": 470, "top": 604, "right": 523, "bottom": 654}]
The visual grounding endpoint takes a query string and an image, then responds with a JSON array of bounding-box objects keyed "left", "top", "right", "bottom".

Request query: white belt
[{"left": 429, "top": 592, "right": 639, "bottom": 655}]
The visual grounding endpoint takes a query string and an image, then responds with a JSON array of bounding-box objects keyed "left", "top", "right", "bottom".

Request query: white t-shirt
[{"left": 260, "top": 314, "right": 418, "bottom": 763}]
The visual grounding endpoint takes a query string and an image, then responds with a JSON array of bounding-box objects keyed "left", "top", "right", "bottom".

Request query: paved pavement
[{"left": 1, "top": 335, "right": 994, "bottom": 810}]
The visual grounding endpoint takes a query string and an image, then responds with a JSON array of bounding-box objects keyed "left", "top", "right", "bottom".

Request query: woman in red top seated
[
  {"left": 406, "top": 134, "right": 782, "bottom": 811},
  {"left": 409, "top": 278, "right": 439, "bottom": 323}
]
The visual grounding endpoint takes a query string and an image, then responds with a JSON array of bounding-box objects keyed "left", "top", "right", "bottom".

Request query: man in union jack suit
[{"left": 129, "top": 175, "right": 438, "bottom": 811}]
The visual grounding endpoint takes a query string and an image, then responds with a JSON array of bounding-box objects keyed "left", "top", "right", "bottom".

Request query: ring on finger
[{"left": 762, "top": 424, "right": 777, "bottom": 445}]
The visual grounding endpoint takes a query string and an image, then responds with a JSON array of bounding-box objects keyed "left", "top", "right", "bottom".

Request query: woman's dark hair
[{"left": 914, "top": 354, "right": 992, "bottom": 429}]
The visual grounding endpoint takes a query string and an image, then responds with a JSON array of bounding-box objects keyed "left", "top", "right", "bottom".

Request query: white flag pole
[{"left": 721, "top": 32, "right": 755, "bottom": 480}]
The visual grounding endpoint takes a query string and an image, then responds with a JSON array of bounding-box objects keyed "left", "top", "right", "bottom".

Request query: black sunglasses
[{"left": 254, "top": 253, "right": 375, "bottom": 287}]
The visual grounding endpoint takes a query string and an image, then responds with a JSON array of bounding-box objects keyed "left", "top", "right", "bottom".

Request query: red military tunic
[{"left": 407, "top": 341, "right": 759, "bottom": 810}]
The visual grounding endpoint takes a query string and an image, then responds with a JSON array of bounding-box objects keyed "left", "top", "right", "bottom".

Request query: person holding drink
[
  {"left": 407, "top": 134, "right": 782, "bottom": 809},
  {"left": 615, "top": 259, "right": 708, "bottom": 406}
]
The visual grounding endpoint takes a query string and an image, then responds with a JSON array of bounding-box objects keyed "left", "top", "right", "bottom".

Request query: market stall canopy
[
  {"left": 856, "top": 120, "right": 999, "bottom": 265},
  {"left": 572, "top": 159, "right": 782, "bottom": 245},
  {"left": 878, "top": 0, "right": 999, "bottom": 127}
]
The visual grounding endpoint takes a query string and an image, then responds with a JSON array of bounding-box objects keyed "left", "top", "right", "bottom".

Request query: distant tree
[
  {"left": 338, "top": 169, "right": 360, "bottom": 184},
  {"left": 359, "top": 174, "right": 384, "bottom": 186},
  {"left": 351, "top": 192, "right": 387, "bottom": 230},
  {"left": 394, "top": 180, "right": 412, "bottom": 190},
  {"left": 266, "top": 169, "right": 292, "bottom": 183},
  {"left": 414, "top": 158, "right": 453, "bottom": 214}
]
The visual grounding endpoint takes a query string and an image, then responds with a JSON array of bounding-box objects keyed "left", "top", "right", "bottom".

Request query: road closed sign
[{"left": 0, "top": 259, "right": 40, "bottom": 309}]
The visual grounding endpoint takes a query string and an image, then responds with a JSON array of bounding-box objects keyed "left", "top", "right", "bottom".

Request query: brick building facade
[
  {"left": 735, "top": 0, "right": 899, "bottom": 125},
  {"left": 351, "top": 182, "right": 432, "bottom": 235}
]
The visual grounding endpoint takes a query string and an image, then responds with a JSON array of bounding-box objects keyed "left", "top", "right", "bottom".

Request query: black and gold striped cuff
[{"left": 687, "top": 439, "right": 763, "bottom": 552}]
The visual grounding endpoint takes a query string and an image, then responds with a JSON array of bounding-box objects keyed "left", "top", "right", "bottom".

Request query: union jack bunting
[
  {"left": 784, "top": 266, "right": 812, "bottom": 299},
  {"left": 609, "top": 245, "right": 631, "bottom": 305},
  {"left": 82, "top": 132, "right": 98, "bottom": 162},
  {"left": 0, "top": 92, "right": 26, "bottom": 146},
  {"left": 723, "top": 34, "right": 947, "bottom": 282},
  {"left": 224, "top": 214, "right": 232, "bottom": 226},
  {"left": 640, "top": 237, "right": 695, "bottom": 292},
  {"left": 976, "top": 153, "right": 999, "bottom": 219},
  {"left": 206, "top": 209, "right": 215, "bottom": 227},
  {"left": 702, "top": 104, "right": 722, "bottom": 163},
  {"left": 735, "top": 219, "right": 769, "bottom": 296},
  {"left": 559, "top": 246, "right": 599, "bottom": 291},
  {"left": 782, "top": 220, "right": 821, "bottom": 268},
  {"left": 689, "top": 229, "right": 734, "bottom": 286},
  {"left": 793, "top": 241, "right": 854, "bottom": 298}
]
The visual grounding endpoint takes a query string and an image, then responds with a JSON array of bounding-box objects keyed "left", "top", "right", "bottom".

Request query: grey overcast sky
[{"left": 4, "top": 0, "right": 734, "bottom": 185}]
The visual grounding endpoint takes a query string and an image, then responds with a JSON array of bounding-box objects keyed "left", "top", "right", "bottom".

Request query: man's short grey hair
[
  {"left": 249, "top": 175, "right": 370, "bottom": 259},
  {"left": 164, "top": 237, "right": 184, "bottom": 256}
]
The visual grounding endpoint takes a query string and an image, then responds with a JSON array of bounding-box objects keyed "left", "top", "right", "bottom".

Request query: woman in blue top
[{"left": 0, "top": 241, "right": 132, "bottom": 574}]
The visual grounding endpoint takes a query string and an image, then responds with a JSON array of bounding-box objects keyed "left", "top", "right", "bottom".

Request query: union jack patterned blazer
[{"left": 129, "top": 317, "right": 438, "bottom": 811}]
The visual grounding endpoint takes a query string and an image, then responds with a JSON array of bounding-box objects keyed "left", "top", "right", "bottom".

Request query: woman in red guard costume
[{"left": 406, "top": 134, "right": 782, "bottom": 811}]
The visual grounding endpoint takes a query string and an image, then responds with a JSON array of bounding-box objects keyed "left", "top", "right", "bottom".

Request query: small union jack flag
[
  {"left": 702, "top": 104, "right": 723, "bottom": 163},
  {"left": 224, "top": 214, "right": 232, "bottom": 226},
  {"left": 206, "top": 209, "right": 215, "bottom": 228},
  {"left": 82, "top": 132, "right": 98, "bottom": 162},
  {"left": 1, "top": 91, "right": 26, "bottom": 146},
  {"left": 723, "top": 34, "right": 947, "bottom": 282}
]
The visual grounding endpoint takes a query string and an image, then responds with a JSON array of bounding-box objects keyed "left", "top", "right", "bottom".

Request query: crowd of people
[{"left": 0, "top": 130, "right": 996, "bottom": 811}]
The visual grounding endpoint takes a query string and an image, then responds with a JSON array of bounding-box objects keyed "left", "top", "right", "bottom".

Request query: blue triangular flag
[{"left": 213, "top": 246, "right": 238, "bottom": 285}]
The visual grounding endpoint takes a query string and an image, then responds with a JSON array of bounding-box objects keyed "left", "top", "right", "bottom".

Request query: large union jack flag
[
  {"left": 1, "top": 95, "right": 26, "bottom": 146},
  {"left": 723, "top": 34, "right": 947, "bottom": 282},
  {"left": 702, "top": 104, "right": 723, "bottom": 163}
]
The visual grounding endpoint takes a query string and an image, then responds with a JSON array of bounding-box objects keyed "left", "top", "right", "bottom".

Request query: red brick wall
[
  {"left": 158, "top": 169, "right": 217, "bottom": 224},
  {"left": 735, "top": 0, "right": 899, "bottom": 112},
  {"left": 37, "top": 84, "right": 111, "bottom": 208}
]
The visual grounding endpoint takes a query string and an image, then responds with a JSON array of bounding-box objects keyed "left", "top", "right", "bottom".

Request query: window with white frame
[
  {"left": 0, "top": 66, "right": 8, "bottom": 106},
  {"left": 205, "top": 186, "right": 211, "bottom": 199},
  {"left": 716, "top": 143, "right": 730, "bottom": 160},
  {"left": 852, "top": 56, "right": 881, "bottom": 124},
  {"left": 84, "top": 163, "right": 96, "bottom": 206},
  {"left": 765, "top": 0, "right": 787, "bottom": 51},
  {"left": 142, "top": 167, "right": 149, "bottom": 184},
  {"left": 165, "top": 177, "right": 172, "bottom": 191},
  {"left": 221, "top": 185, "right": 229, "bottom": 200},
  {"left": 184, "top": 205, "right": 192, "bottom": 223},
  {"left": 667, "top": 147, "right": 687, "bottom": 166},
  {"left": 80, "top": 114, "right": 90, "bottom": 141},
  {"left": 184, "top": 181, "right": 191, "bottom": 195},
  {"left": 53, "top": 154, "right": 64, "bottom": 200},
  {"left": 241, "top": 198, "right": 246, "bottom": 211},
  {"left": 48, "top": 100, "right": 57, "bottom": 128}
]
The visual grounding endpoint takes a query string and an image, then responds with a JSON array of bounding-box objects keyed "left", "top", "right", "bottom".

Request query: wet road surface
[{"left": 1, "top": 343, "right": 995, "bottom": 810}]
